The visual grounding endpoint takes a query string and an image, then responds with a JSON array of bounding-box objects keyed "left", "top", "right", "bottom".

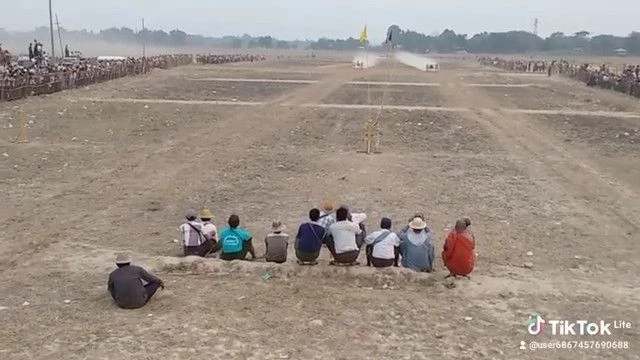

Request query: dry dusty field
[{"left": 1, "top": 56, "right": 639, "bottom": 360}]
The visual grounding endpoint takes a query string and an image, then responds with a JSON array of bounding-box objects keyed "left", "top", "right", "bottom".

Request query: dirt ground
[{"left": 1, "top": 56, "right": 639, "bottom": 360}]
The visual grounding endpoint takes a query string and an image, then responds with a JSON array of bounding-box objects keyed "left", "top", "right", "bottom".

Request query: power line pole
[
  {"left": 55, "top": 14, "right": 64, "bottom": 57},
  {"left": 533, "top": 18, "right": 539, "bottom": 36},
  {"left": 48, "top": 0, "right": 56, "bottom": 63},
  {"left": 141, "top": 18, "right": 146, "bottom": 58}
]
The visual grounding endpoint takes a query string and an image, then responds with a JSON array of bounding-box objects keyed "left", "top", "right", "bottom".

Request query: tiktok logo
[{"left": 527, "top": 314, "right": 546, "bottom": 336}]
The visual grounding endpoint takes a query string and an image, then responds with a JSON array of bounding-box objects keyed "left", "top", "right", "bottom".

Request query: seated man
[
  {"left": 326, "top": 207, "right": 363, "bottom": 265},
  {"left": 264, "top": 220, "right": 289, "bottom": 264},
  {"left": 295, "top": 208, "right": 326, "bottom": 265},
  {"left": 108, "top": 254, "right": 164, "bottom": 309},
  {"left": 399, "top": 217, "right": 435, "bottom": 272},
  {"left": 365, "top": 217, "right": 400, "bottom": 268},
  {"left": 199, "top": 208, "right": 219, "bottom": 253},
  {"left": 180, "top": 209, "right": 215, "bottom": 257},
  {"left": 219, "top": 214, "right": 256, "bottom": 261},
  {"left": 442, "top": 219, "right": 476, "bottom": 278},
  {"left": 318, "top": 199, "right": 336, "bottom": 231},
  {"left": 397, "top": 213, "right": 426, "bottom": 239},
  {"left": 349, "top": 211, "right": 367, "bottom": 248}
]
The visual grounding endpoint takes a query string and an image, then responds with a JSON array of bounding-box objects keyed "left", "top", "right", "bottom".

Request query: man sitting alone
[
  {"left": 219, "top": 214, "right": 256, "bottom": 261},
  {"left": 264, "top": 220, "right": 289, "bottom": 264},
  {"left": 108, "top": 254, "right": 164, "bottom": 309},
  {"left": 442, "top": 219, "right": 476, "bottom": 278},
  {"left": 327, "top": 207, "right": 363, "bottom": 265},
  {"left": 295, "top": 208, "right": 326, "bottom": 265},
  {"left": 365, "top": 217, "right": 400, "bottom": 268}
]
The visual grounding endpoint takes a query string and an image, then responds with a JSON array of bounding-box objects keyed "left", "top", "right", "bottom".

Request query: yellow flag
[{"left": 359, "top": 25, "right": 368, "bottom": 44}]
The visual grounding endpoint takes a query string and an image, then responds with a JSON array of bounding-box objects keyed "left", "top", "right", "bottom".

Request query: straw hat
[
  {"left": 409, "top": 217, "right": 427, "bottom": 230},
  {"left": 321, "top": 199, "right": 335, "bottom": 212},
  {"left": 115, "top": 253, "right": 132, "bottom": 265},
  {"left": 199, "top": 208, "right": 213, "bottom": 219},
  {"left": 271, "top": 220, "right": 286, "bottom": 232}
]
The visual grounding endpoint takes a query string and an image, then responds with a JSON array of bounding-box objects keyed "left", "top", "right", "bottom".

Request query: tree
[
  {"left": 589, "top": 34, "right": 623, "bottom": 55},
  {"left": 625, "top": 32, "right": 640, "bottom": 54},
  {"left": 257, "top": 36, "right": 273, "bottom": 48},
  {"left": 231, "top": 38, "right": 243, "bottom": 48},
  {"left": 168, "top": 29, "right": 187, "bottom": 45},
  {"left": 275, "top": 40, "right": 290, "bottom": 49}
]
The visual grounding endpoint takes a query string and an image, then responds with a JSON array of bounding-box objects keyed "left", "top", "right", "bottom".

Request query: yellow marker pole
[{"left": 13, "top": 111, "right": 29, "bottom": 143}]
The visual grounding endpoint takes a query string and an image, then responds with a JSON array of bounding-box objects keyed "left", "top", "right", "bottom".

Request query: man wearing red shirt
[{"left": 442, "top": 219, "right": 476, "bottom": 278}]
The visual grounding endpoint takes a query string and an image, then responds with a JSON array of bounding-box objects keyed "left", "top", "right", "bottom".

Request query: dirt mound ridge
[{"left": 158, "top": 256, "right": 437, "bottom": 288}]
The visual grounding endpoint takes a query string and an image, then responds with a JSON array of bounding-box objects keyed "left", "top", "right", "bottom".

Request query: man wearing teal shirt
[{"left": 219, "top": 214, "right": 256, "bottom": 261}]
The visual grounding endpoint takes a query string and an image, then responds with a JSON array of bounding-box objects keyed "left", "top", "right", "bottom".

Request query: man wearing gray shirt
[
  {"left": 265, "top": 221, "right": 289, "bottom": 263},
  {"left": 108, "top": 254, "right": 164, "bottom": 309}
]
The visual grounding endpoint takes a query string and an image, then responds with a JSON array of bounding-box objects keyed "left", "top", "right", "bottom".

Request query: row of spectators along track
[
  {"left": 479, "top": 57, "right": 640, "bottom": 98},
  {"left": 0, "top": 53, "right": 265, "bottom": 102}
]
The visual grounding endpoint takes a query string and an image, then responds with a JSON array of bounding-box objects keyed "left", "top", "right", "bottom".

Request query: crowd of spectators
[
  {"left": 196, "top": 53, "right": 265, "bottom": 64},
  {"left": 1, "top": 51, "right": 266, "bottom": 102},
  {"left": 478, "top": 57, "right": 548, "bottom": 73},
  {"left": 479, "top": 56, "right": 640, "bottom": 98}
]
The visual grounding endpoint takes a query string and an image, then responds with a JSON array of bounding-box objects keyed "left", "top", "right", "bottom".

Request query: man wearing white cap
[
  {"left": 107, "top": 254, "right": 164, "bottom": 309},
  {"left": 399, "top": 216, "right": 435, "bottom": 272}
]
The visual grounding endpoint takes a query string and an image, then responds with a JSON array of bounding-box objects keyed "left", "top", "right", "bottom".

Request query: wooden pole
[
  {"left": 141, "top": 18, "right": 146, "bottom": 73},
  {"left": 55, "top": 14, "right": 64, "bottom": 58},
  {"left": 141, "top": 18, "right": 146, "bottom": 58},
  {"left": 49, "top": 0, "right": 56, "bottom": 63}
]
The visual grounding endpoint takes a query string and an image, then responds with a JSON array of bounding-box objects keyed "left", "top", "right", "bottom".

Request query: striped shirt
[
  {"left": 318, "top": 212, "right": 336, "bottom": 230},
  {"left": 179, "top": 221, "right": 207, "bottom": 247}
]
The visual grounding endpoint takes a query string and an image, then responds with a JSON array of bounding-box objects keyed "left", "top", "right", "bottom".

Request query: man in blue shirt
[
  {"left": 295, "top": 208, "right": 326, "bottom": 265},
  {"left": 219, "top": 214, "right": 256, "bottom": 261},
  {"left": 399, "top": 216, "right": 435, "bottom": 272}
]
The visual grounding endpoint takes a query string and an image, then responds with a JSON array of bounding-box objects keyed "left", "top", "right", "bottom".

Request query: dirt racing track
[{"left": 0, "top": 57, "right": 639, "bottom": 360}]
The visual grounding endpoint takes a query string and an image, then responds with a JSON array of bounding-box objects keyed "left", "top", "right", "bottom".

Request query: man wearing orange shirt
[{"left": 442, "top": 219, "right": 475, "bottom": 278}]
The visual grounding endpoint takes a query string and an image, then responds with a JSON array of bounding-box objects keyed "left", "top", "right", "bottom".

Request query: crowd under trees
[{"left": 2, "top": 25, "right": 640, "bottom": 55}]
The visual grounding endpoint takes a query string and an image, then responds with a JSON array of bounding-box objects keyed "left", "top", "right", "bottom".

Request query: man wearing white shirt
[
  {"left": 365, "top": 217, "right": 401, "bottom": 268},
  {"left": 327, "top": 207, "right": 363, "bottom": 265}
]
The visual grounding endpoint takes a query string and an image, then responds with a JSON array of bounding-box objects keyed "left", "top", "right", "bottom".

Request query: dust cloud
[
  {"left": 352, "top": 50, "right": 381, "bottom": 68},
  {"left": 394, "top": 51, "right": 439, "bottom": 71}
]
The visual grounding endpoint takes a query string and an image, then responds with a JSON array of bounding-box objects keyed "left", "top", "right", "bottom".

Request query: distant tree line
[
  {"left": 385, "top": 25, "right": 640, "bottom": 55},
  {"left": 0, "top": 26, "right": 312, "bottom": 50},
  {"left": 2, "top": 25, "right": 640, "bottom": 55},
  {"left": 94, "top": 27, "right": 313, "bottom": 49}
]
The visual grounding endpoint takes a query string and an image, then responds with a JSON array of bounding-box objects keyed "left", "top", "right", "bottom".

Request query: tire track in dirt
[
  {"left": 0, "top": 64, "right": 360, "bottom": 271},
  {"left": 435, "top": 68, "right": 639, "bottom": 268}
]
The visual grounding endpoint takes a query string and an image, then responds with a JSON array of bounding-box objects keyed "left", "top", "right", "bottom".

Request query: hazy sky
[{"left": 2, "top": 0, "right": 639, "bottom": 41}]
